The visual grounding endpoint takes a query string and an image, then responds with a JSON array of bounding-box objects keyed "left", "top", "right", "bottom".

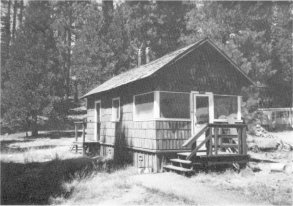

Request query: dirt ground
[{"left": 1, "top": 131, "right": 292, "bottom": 205}]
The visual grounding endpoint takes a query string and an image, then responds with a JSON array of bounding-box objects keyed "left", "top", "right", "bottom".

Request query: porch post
[
  {"left": 242, "top": 127, "right": 247, "bottom": 155},
  {"left": 82, "top": 122, "right": 86, "bottom": 154}
]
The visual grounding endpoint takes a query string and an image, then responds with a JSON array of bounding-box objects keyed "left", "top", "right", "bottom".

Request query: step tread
[
  {"left": 177, "top": 152, "right": 191, "bottom": 156},
  {"left": 163, "top": 165, "right": 193, "bottom": 172},
  {"left": 170, "top": 158, "right": 192, "bottom": 164},
  {"left": 177, "top": 151, "right": 206, "bottom": 157}
]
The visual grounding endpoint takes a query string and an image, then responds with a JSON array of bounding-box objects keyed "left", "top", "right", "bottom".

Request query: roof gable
[{"left": 82, "top": 38, "right": 254, "bottom": 98}]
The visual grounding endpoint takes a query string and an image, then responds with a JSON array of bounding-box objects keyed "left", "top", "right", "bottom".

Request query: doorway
[{"left": 191, "top": 92, "right": 214, "bottom": 150}]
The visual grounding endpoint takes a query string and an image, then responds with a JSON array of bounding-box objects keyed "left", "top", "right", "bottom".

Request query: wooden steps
[
  {"left": 163, "top": 165, "right": 193, "bottom": 173},
  {"left": 70, "top": 142, "right": 85, "bottom": 153},
  {"left": 177, "top": 150, "right": 206, "bottom": 157},
  {"left": 169, "top": 158, "right": 192, "bottom": 164}
]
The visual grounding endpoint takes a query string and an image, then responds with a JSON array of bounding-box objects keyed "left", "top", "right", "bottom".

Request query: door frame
[
  {"left": 190, "top": 91, "right": 214, "bottom": 136},
  {"left": 94, "top": 100, "right": 101, "bottom": 141}
]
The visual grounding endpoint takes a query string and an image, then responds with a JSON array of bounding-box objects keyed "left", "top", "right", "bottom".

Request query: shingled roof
[{"left": 82, "top": 38, "right": 254, "bottom": 98}]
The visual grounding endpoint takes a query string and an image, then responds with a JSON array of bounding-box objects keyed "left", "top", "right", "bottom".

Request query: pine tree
[{"left": 2, "top": 1, "right": 62, "bottom": 136}]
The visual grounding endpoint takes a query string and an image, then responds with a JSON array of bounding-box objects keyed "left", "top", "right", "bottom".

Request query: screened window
[
  {"left": 134, "top": 92, "right": 154, "bottom": 120},
  {"left": 214, "top": 95, "right": 238, "bottom": 119},
  {"left": 112, "top": 98, "right": 120, "bottom": 121},
  {"left": 160, "top": 92, "right": 190, "bottom": 119}
]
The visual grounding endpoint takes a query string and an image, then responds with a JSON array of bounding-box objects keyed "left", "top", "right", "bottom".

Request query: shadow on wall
[
  {"left": 113, "top": 110, "right": 133, "bottom": 166},
  {"left": 1, "top": 157, "right": 112, "bottom": 205}
]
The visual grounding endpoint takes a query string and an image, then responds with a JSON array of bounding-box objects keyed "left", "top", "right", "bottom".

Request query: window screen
[
  {"left": 134, "top": 92, "right": 154, "bottom": 120},
  {"left": 214, "top": 95, "right": 238, "bottom": 119},
  {"left": 160, "top": 92, "right": 190, "bottom": 119},
  {"left": 112, "top": 98, "right": 120, "bottom": 121}
]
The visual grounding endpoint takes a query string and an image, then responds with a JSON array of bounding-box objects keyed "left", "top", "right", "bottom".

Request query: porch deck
[
  {"left": 163, "top": 123, "right": 249, "bottom": 174},
  {"left": 71, "top": 121, "right": 100, "bottom": 154}
]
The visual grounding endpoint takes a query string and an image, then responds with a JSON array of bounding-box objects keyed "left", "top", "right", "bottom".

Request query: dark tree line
[{"left": 1, "top": 0, "right": 292, "bottom": 136}]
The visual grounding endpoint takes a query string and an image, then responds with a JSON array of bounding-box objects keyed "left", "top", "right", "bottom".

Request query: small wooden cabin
[{"left": 81, "top": 38, "right": 254, "bottom": 173}]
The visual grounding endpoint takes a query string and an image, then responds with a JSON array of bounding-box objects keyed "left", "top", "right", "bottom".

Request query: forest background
[{"left": 1, "top": 0, "right": 292, "bottom": 135}]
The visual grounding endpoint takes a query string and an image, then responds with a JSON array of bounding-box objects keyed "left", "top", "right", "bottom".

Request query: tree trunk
[
  {"left": 66, "top": 14, "right": 72, "bottom": 100},
  {"left": 101, "top": 0, "right": 113, "bottom": 35},
  {"left": 18, "top": 0, "right": 24, "bottom": 25},
  {"left": 31, "top": 114, "right": 38, "bottom": 137},
  {"left": 6, "top": 0, "right": 11, "bottom": 55},
  {"left": 12, "top": 0, "right": 17, "bottom": 41}
]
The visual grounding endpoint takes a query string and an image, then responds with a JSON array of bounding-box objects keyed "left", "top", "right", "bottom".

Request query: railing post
[
  {"left": 82, "top": 122, "right": 86, "bottom": 155},
  {"left": 209, "top": 128, "right": 212, "bottom": 156},
  {"left": 214, "top": 127, "right": 218, "bottom": 155},
  {"left": 242, "top": 127, "right": 247, "bottom": 155},
  {"left": 75, "top": 123, "right": 78, "bottom": 142},
  {"left": 237, "top": 127, "right": 242, "bottom": 154}
]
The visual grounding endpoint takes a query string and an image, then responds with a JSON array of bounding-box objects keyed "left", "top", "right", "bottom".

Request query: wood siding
[
  {"left": 85, "top": 41, "right": 249, "bottom": 172},
  {"left": 156, "top": 42, "right": 246, "bottom": 95},
  {"left": 155, "top": 120, "right": 191, "bottom": 150},
  {"left": 86, "top": 90, "right": 158, "bottom": 151}
]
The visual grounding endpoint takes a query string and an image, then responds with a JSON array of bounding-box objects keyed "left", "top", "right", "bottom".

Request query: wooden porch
[
  {"left": 163, "top": 123, "right": 249, "bottom": 175},
  {"left": 71, "top": 121, "right": 100, "bottom": 154}
]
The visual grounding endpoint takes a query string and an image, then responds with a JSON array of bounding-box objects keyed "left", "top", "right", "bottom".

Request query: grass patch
[
  {"left": 1, "top": 157, "right": 114, "bottom": 205},
  {"left": 135, "top": 186, "right": 195, "bottom": 205},
  {"left": 192, "top": 168, "right": 293, "bottom": 205},
  {"left": 51, "top": 168, "right": 197, "bottom": 205},
  {"left": 51, "top": 166, "right": 135, "bottom": 205}
]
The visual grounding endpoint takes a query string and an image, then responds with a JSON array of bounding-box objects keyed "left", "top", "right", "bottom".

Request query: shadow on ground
[
  {"left": 33, "top": 130, "right": 80, "bottom": 139},
  {"left": 0, "top": 140, "right": 33, "bottom": 153},
  {"left": 1, "top": 157, "right": 111, "bottom": 205}
]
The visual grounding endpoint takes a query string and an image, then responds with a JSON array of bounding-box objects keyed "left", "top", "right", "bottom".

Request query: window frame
[
  {"left": 111, "top": 97, "right": 120, "bottom": 122},
  {"left": 133, "top": 91, "right": 192, "bottom": 122},
  {"left": 213, "top": 94, "right": 242, "bottom": 122}
]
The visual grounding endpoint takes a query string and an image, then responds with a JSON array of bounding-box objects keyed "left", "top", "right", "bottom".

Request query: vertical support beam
[
  {"left": 75, "top": 123, "right": 78, "bottom": 142},
  {"left": 242, "top": 127, "right": 247, "bottom": 155},
  {"left": 237, "top": 127, "right": 242, "bottom": 154},
  {"left": 82, "top": 122, "right": 86, "bottom": 154},
  {"left": 214, "top": 127, "right": 218, "bottom": 155},
  {"left": 209, "top": 129, "right": 212, "bottom": 156},
  {"left": 237, "top": 96, "right": 242, "bottom": 121},
  {"left": 206, "top": 128, "right": 212, "bottom": 156},
  {"left": 154, "top": 91, "right": 160, "bottom": 119}
]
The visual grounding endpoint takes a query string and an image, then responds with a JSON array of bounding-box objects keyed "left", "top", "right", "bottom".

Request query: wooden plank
[
  {"left": 209, "top": 123, "right": 246, "bottom": 128},
  {"left": 217, "top": 134, "right": 238, "bottom": 138},
  {"left": 237, "top": 128, "right": 242, "bottom": 154},
  {"left": 163, "top": 165, "right": 193, "bottom": 172},
  {"left": 220, "top": 144, "right": 238, "bottom": 148},
  {"left": 214, "top": 127, "right": 218, "bottom": 155},
  {"left": 242, "top": 127, "right": 247, "bottom": 155}
]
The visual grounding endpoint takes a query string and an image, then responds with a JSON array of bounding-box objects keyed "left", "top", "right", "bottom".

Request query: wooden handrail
[
  {"left": 74, "top": 121, "right": 101, "bottom": 125},
  {"left": 187, "top": 131, "right": 212, "bottom": 160},
  {"left": 208, "top": 123, "right": 246, "bottom": 128},
  {"left": 184, "top": 123, "right": 248, "bottom": 159},
  {"left": 182, "top": 124, "right": 208, "bottom": 147}
]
